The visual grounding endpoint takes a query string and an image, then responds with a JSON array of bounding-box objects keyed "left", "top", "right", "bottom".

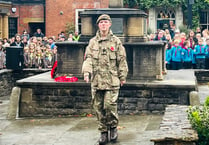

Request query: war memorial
[{"left": 0, "top": 0, "right": 208, "bottom": 144}]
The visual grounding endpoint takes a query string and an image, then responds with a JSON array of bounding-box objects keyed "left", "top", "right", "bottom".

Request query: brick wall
[
  {"left": 9, "top": 4, "right": 44, "bottom": 36},
  {"left": 45, "top": 0, "right": 109, "bottom": 37}
]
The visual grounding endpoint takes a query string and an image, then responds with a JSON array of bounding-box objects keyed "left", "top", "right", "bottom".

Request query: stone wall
[
  {"left": 194, "top": 70, "right": 209, "bottom": 83},
  {"left": 151, "top": 105, "right": 198, "bottom": 145},
  {"left": 0, "top": 69, "right": 49, "bottom": 99},
  {"left": 18, "top": 80, "right": 194, "bottom": 118}
]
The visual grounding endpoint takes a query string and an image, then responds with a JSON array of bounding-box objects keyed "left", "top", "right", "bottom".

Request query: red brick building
[
  {"left": 45, "top": 0, "right": 108, "bottom": 37},
  {"left": 1, "top": 0, "right": 109, "bottom": 38}
]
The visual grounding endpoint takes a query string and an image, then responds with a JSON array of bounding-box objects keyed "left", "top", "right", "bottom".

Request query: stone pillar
[
  {"left": 109, "top": 0, "right": 123, "bottom": 8},
  {"left": 81, "top": 17, "right": 94, "bottom": 35},
  {"left": 175, "top": 7, "right": 183, "bottom": 29},
  {"left": 7, "top": 87, "right": 21, "bottom": 120},
  {"left": 127, "top": 17, "right": 144, "bottom": 36},
  {"left": 148, "top": 8, "right": 156, "bottom": 33},
  {"left": 3, "top": 15, "right": 8, "bottom": 39}
]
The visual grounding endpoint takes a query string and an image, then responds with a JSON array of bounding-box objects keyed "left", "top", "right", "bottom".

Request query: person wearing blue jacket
[
  {"left": 205, "top": 38, "right": 209, "bottom": 69},
  {"left": 170, "top": 39, "right": 184, "bottom": 70},
  {"left": 193, "top": 38, "right": 207, "bottom": 69},
  {"left": 182, "top": 40, "right": 194, "bottom": 69},
  {"left": 165, "top": 43, "right": 172, "bottom": 70}
]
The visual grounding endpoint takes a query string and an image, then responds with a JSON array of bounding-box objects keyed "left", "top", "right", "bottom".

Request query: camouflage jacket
[{"left": 82, "top": 30, "right": 128, "bottom": 90}]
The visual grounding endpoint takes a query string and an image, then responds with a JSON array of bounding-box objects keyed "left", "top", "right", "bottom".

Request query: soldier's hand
[
  {"left": 120, "top": 80, "right": 126, "bottom": 86},
  {"left": 84, "top": 76, "right": 89, "bottom": 83}
]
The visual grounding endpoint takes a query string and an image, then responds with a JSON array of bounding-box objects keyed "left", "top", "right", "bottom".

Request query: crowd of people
[
  {"left": 0, "top": 23, "right": 209, "bottom": 71},
  {"left": 0, "top": 28, "right": 81, "bottom": 70},
  {"left": 148, "top": 21, "right": 209, "bottom": 70}
]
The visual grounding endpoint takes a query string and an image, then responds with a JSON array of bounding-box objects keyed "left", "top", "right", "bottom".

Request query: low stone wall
[
  {"left": 0, "top": 69, "right": 50, "bottom": 99},
  {"left": 194, "top": 70, "right": 209, "bottom": 83},
  {"left": 151, "top": 105, "right": 198, "bottom": 145},
  {"left": 16, "top": 71, "right": 196, "bottom": 117}
]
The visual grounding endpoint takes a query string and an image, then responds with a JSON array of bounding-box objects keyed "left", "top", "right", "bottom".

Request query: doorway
[{"left": 29, "top": 22, "right": 45, "bottom": 36}]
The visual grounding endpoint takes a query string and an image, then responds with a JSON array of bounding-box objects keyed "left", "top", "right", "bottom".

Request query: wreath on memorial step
[{"left": 51, "top": 61, "right": 78, "bottom": 82}]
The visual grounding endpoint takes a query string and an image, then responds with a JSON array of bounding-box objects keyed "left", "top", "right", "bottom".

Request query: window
[
  {"left": 200, "top": 11, "right": 209, "bottom": 30},
  {"left": 9, "top": 17, "right": 17, "bottom": 38},
  {"left": 156, "top": 9, "right": 175, "bottom": 30}
]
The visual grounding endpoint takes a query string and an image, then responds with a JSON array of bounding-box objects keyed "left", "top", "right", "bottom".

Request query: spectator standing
[
  {"left": 48, "top": 37, "right": 56, "bottom": 49},
  {"left": 33, "top": 28, "right": 44, "bottom": 38},
  {"left": 205, "top": 38, "right": 209, "bottom": 69},
  {"left": 170, "top": 39, "right": 183, "bottom": 70},
  {"left": 188, "top": 30, "right": 196, "bottom": 50},
  {"left": 2, "top": 38, "right": 10, "bottom": 48},
  {"left": 67, "top": 33, "right": 73, "bottom": 42},
  {"left": 168, "top": 21, "right": 175, "bottom": 39},
  {"left": 42, "top": 36, "right": 48, "bottom": 46},
  {"left": 182, "top": 40, "right": 193, "bottom": 69},
  {"left": 202, "top": 29, "right": 209, "bottom": 45},
  {"left": 194, "top": 33, "right": 202, "bottom": 45},
  {"left": 165, "top": 43, "right": 172, "bottom": 70},
  {"left": 21, "top": 30, "right": 30, "bottom": 40},
  {"left": 72, "top": 31, "right": 80, "bottom": 42},
  {"left": 23, "top": 47, "right": 30, "bottom": 68},
  {"left": 193, "top": 38, "right": 207, "bottom": 69},
  {"left": 10, "top": 34, "right": 24, "bottom": 47},
  {"left": 154, "top": 30, "right": 166, "bottom": 41},
  {"left": 35, "top": 48, "right": 44, "bottom": 69}
]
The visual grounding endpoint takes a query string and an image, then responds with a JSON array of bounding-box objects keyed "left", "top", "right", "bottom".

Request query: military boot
[
  {"left": 98, "top": 132, "right": 108, "bottom": 145},
  {"left": 110, "top": 127, "right": 118, "bottom": 142}
]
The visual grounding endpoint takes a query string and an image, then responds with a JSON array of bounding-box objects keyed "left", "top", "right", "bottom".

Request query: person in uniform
[{"left": 82, "top": 14, "right": 128, "bottom": 145}]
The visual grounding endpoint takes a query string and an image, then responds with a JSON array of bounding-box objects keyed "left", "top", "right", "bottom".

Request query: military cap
[{"left": 96, "top": 14, "right": 112, "bottom": 24}]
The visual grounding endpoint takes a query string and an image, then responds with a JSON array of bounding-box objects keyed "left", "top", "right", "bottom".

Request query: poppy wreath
[{"left": 51, "top": 61, "right": 78, "bottom": 82}]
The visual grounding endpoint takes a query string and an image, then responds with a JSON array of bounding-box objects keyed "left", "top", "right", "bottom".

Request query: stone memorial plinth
[
  {"left": 125, "top": 41, "right": 165, "bottom": 80},
  {"left": 55, "top": 42, "right": 88, "bottom": 78},
  {"left": 55, "top": 41, "right": 165, "bottom": 80},
  {"left": 80, "top": 8, "right": 148, "bottom": 43}
]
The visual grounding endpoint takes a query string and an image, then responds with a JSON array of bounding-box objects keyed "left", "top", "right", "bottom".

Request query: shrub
[{"left": 187, "top": 96, "right": 209, "bottom": 145}]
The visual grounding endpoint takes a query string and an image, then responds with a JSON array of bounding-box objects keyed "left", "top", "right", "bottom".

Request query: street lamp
[{"left": 188, "top": 0, "right": 194, "bottom": 28}]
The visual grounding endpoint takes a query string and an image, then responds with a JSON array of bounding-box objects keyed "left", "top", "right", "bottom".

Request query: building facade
[{"left": 0, "top": 0, "right": 208, "bottom": 39}]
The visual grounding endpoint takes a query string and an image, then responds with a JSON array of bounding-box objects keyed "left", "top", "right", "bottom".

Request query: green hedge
[{"left": 187, "top": 97, "right": 209, "bottom": 145}]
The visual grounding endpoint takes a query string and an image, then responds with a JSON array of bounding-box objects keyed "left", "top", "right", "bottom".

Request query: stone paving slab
[{"left": 0, "top": 101, "right": 162, "bottom": 145}]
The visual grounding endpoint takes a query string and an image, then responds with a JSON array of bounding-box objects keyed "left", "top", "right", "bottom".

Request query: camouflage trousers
[{"left": 92, "top": 89, "right": 119, "bottom": 132}]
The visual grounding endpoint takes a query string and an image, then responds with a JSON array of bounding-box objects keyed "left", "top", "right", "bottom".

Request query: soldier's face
[{"left": 98, "top": 20, "right": 112, "bottom": 32}]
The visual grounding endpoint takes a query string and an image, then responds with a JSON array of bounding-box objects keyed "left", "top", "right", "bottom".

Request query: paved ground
[
  {"left": 0, "top": 69, "right": 209, "bottom": 145},
  {"left": 0, "top": 99, "right": 162, "bottom": 145}
]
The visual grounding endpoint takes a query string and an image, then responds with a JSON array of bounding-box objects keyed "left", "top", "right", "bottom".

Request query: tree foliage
[{"left": 124, "top": 0, "right": 209, "bottom": 29}]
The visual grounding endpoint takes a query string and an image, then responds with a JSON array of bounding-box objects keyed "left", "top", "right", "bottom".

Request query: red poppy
[
  {"left": 110, "top": 46, "right": 114, "bottom": 51},
  {"left": 54, "top": 76, "right": 78, "bottom": 82}
]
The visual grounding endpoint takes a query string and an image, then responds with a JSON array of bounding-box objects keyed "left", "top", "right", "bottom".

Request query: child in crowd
[
  {"left": 165, "top": 43, "right": 172, "bottom": 70},
  {"left": 188, "top": 30, "right": 196, "bottom": 50},
  {"left": 35, "top": 47, "right": 44, "bottom": 69},
  {"left": 51, "top": 45, "right": 57, "bottom": 65},
  {"left": 23, "top": 47, "right": 30, "bottom": 68},
  {"left": 43, "top": 45, "right": 53, "bottom": 68},
  {"left": 204, "top": 38, "right": 209, "bottom": 69},
  {"left": 29, "top": 47, "right": 36, "bottom": 68},
  {"left": 193, "top": 38, "right": 207, "bottom": 69},
  {"left": 170, "top": 39, "right": 184, "bottom": 70},
  {"left": 182, "top": 40, "right": 193, "bottom": 69}
]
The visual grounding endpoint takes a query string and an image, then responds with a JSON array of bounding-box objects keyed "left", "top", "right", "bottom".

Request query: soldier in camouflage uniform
[{"left": 82, "top": 14, "right": 128, "bottom": 145}]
